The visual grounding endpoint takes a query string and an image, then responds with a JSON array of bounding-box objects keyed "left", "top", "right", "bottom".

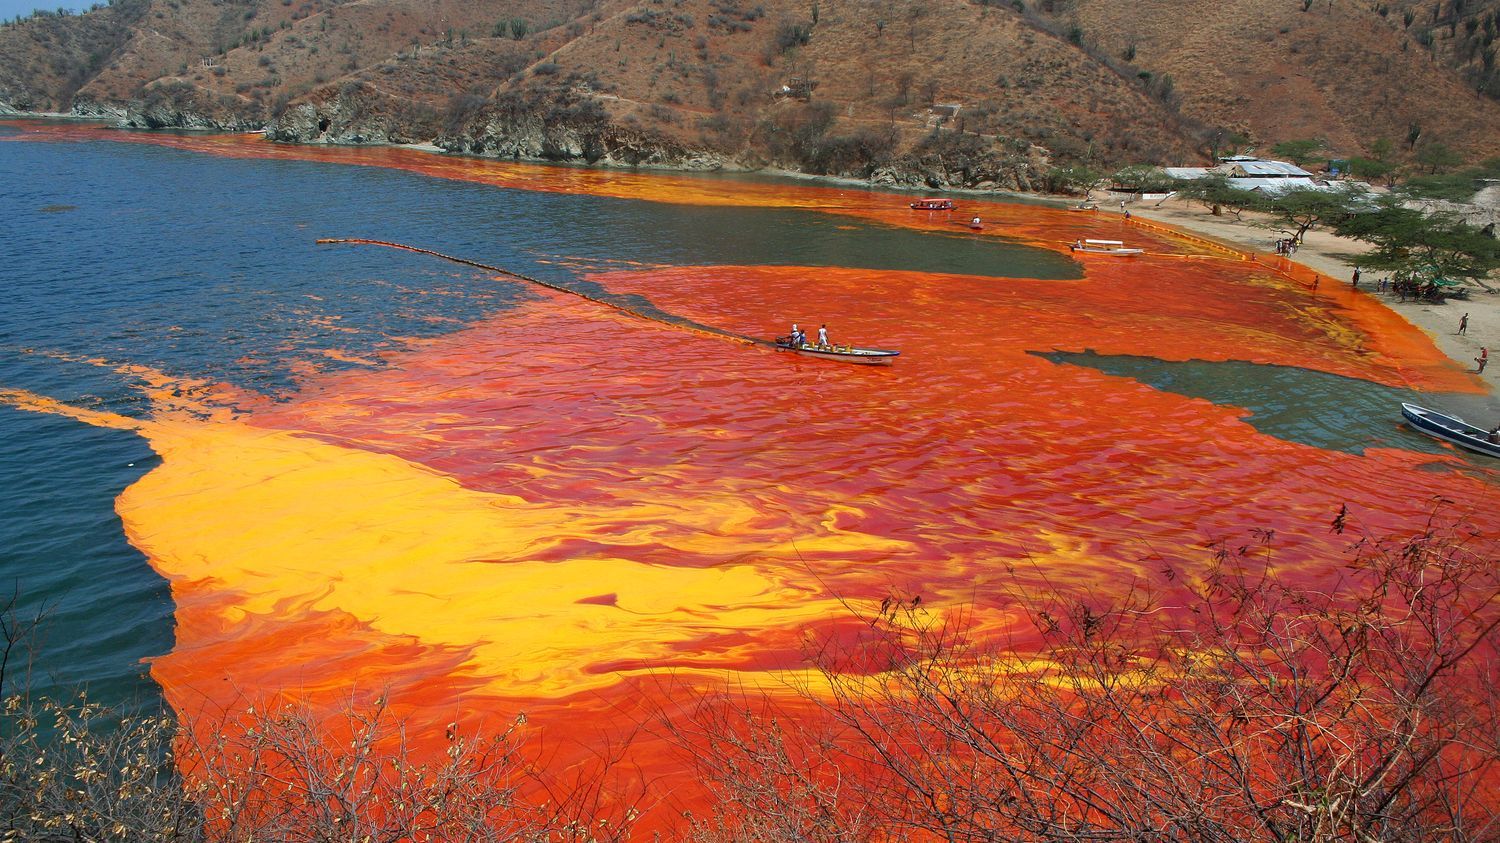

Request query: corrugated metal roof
[
  {"left": 1237, "top": 177, "right": 1326, "bottom": 193},
  {"left": 1163, "top": 167, "right": 1210, "bottom": 179},
  {"left": 1234, "top": 160, "right": 1315, "bottom": 177}
]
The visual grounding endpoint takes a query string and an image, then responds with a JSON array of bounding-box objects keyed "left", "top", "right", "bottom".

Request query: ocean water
[
  {"left": 0, "top": 129, "right": 1081, "bottom": 709},
  {"left": 2, "top": 122, "right": 1494, "bottom": 737}
]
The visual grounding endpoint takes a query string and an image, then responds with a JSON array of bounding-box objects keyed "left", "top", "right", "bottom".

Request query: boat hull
[
  {"left": 775, "top": 342, "right": 899, "bottom": 365},
  {"left": 1070, "top": 246, "right": 1144, "bottom": 255},
  {"left": 1401, "top": 402, "right": 1500, "bottom": 458}
]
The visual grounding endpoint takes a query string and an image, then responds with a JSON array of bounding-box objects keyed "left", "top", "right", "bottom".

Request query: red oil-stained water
[{"left": 4, "top": 120, "right": 1496, "bottom": 828}]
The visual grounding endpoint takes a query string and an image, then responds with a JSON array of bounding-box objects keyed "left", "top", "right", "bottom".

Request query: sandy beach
[{"left": 1110, "top": 193, "right": 1500, "bottom": 419}]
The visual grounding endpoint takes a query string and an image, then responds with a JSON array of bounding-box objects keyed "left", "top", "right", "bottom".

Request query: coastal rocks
[
  {"left": 123, "top": 82, "right": 264, "bottom": 131},
  {"left": 872, "top": 133, "right": 1049, "bottom": 192},
  {"left": 0, "top": 86, "right": 41, "bottom": 113},
  {"left": 69, "top": 95, "right": 126, "bottom": 121},
  {"left": 436, "top": 94, "right": 727, "bottom": 170},
  {"left": 264, "top": 83, "right": 433, "bottom": 146},
  {"left": 857, "top": 153, "right": 1039, "bottom": 192}
]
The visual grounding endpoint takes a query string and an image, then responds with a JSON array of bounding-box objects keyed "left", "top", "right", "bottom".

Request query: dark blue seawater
[
  {"left": 1042, "top": 351, "right": 1499, "bottom": 464},
  {"left": 0, "top": 127, "right": 1082, "bottom": 711}
]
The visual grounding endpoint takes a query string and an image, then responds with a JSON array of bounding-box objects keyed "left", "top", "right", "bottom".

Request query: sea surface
[
  {"left": 0, "top": 125, "right": 1081, "bottom": 707},
  {"left": 2, "top": 121, "right": 1497, "bottom": 810}
]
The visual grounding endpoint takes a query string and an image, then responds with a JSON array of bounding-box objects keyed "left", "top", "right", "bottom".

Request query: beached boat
[
  {"left": 1069, "top": 238, "right": 1144, "bottom": 256},
  {"left": 1401, "top": 402, "right": 1500, "bottom": 458},
  {"left": 774, "top": 338, "right": 900, "bottom": 365},
  {"left": 910, "top": 199, "right": 955, "bottom": 211}
]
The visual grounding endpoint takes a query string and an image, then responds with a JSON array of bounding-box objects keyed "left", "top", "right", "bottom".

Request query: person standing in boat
[
  {"left": 789, "top": 323, "right": 804, "bottom": 347},
  {"left": 818, "top": 324, "right": 830, "bottom": 347}
]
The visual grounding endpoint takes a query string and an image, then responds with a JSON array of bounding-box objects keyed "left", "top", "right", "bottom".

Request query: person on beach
[
  {"left": 1352, "top": 267, "right": 1361, "bottom": 287},
  {"left": 1460, "top": 313, "right": 1469, "bottom": 335},
  {"left": 1477, "top": 347, "right": 1489, "bottom": 374},
  {"left": 1312, "top": 275, "right": 1320, "bottom": 291}
]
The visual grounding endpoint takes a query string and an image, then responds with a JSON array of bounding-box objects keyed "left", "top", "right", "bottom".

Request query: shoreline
[
  {"left": 1, "top": 111, "right": 1063, "bottom": 201},
  {"left": 1114, "top": 194, "right": 1500, "bottom": 417},
  {"left": 8, "top": 114, "right": 1489, "bottom": 413}
]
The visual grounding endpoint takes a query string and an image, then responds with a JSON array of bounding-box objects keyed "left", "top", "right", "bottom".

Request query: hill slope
[{"left": 3, "top": 0, "right": 1499, "bottom": 187}]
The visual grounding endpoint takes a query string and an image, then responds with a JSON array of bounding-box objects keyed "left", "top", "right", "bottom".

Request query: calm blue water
[
  {"left": 1039, "top": 351, "right": 1443, "bottom": 456},
  {"left": 0, "top": 127, "right": 1089, "bottom": 710}
]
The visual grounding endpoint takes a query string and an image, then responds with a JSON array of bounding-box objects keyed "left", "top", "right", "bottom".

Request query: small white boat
[
  {"left": 774, "top": 338, "right": 900, "bottom": 365},
  {"left": 1069, "top": 238, "right": 1144, "bottom": 256},
  {"left": 1401, "top": 402, "right": 1500, "bottom": 458}
]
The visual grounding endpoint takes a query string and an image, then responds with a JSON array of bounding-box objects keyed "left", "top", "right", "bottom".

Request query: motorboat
[
  {"left": 1069, "top": 238, "right": 1144, "bottom": 255},
  {"left": 774, "top": 338, "right": 900, "bottom": 365},
  {"left": 1400, "top": 402, "right": 1500, "bottom": 458},
  {"left": 910, "top": 199, "right": 954, "bottom": 211}
]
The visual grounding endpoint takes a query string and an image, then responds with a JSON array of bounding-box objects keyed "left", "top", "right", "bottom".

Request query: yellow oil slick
[{"left": 3, "top": 382, "right": 898, "bottom": 698}]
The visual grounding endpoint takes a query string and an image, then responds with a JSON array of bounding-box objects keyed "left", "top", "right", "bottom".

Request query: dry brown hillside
[
  {"left": 3, "top": 0, "right": 1499, "bottom": 185},
  {"left": 1054, "top": 0, "right": 1500, "bottom": 160}
]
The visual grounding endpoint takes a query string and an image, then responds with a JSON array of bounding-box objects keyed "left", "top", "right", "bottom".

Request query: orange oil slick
[{"left": 4, "top": 121, "right": 1499, "bottom": 829}]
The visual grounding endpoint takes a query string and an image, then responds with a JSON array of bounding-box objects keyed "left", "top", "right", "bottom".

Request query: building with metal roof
[
  {"left": 1222, "top": 159, "right": 1315, "bottom": 178},
  {"left": 1160, "top": 157, "right": 1330, "bottom": 191}
]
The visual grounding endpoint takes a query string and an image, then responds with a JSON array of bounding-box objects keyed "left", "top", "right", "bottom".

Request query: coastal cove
[{"left": 3, "top": 119, "right": 1498, "bottom": 826}]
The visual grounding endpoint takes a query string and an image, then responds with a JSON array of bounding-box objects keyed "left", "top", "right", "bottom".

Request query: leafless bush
[
  {"left": 681, "top": 512, "right": 1500, "bottom": 842},
  {"left": 0, "top": 577, "right": 638, "bottom": 843}
]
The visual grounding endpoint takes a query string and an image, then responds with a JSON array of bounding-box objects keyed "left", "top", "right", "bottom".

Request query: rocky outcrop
[
  {"left": 0, "top": 84, "right": 44, "bottom": 113},
  {"left": 122, "top": 81, "right": 264, "bottom": 131},
  {"left": 434, "top": 89, "right": 730, "bottom": 170},
  {"left": 868, "top": 134, "right": 1053, "bottom": 192},
  {"left": 437, "top": 116, "right": 727, "bottom": 170},
  {"left": 265, "top": 82, "right": 434, "bottom": 146},
  {"left": 69, "top": 95, "right": 127, "bottom": 121}
]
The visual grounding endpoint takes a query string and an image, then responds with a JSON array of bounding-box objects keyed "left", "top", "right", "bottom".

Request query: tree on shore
[
  {"left": 1170, "top": 172, "right": 1265, "bottom": 218},
  {"left": 1259, "top": 184, "right": 1365, "bottom": 243},
  {"left": 1110, "top": 164, "right": 1177, "bottom": 195},
  {"left": 1042, "top": 164, "right": 1105, "bottom": 196},
  {"left": 1335, "top": 196, "right": 1500, "bottom": 281}
]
